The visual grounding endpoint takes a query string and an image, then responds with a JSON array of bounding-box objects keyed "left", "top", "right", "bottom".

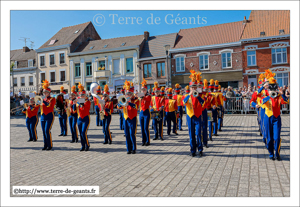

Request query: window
[
  {"left": 99, "top": 81, "right": 106, "bottom": 87},
  {"left": 49, "top": 54, "right": 55, "bottom": 65},
  {"left": 14, "top": 61, "right": 17, "bottom": 69},
  {"left": 50, "top": 71, "right": 55, "bottom": 82},
  {"left": 29, "top": 76, "right": 33, "bottom": 86},
  {"left": 40, "top": 72, "right": 45, "bottom": 83},
  {"left": 75, "top": 63, "right": 81, "bottom": 77},
  {"left": 113, "top": 59, "right": 120, "bottom": 74},
  {"left": 49, "top": 39, "right": 56, "bottom": 45},
  {"left": 275, "top": 73, "right": 289, "bottom": 87},
  {"left": 40, "top": 56, "right": 45, "bottom": 66},
  {"left": 247, "top": 51, "right": 256, "bottom": 66},
  {"left": 28, "top": 59, "right": 33, "bottom": 67},
  {"left": 157, "top": 62, "right": 165, "bottom": 77},
  {"left": 272, "top": 48, "right": 287, "bottom": 64},
  {"left": 147, "top": 84, "right": 154, "bottom": 91},
  {"left": 60, "top": 70, "right": 66, "bottom": 82},
  {"left": 144, "top": 64, "right": 152, "bottom": 78},
  {"left": 13, "top": 78, "right": 17, "bottom": 87},
  {"left": 21, "top": 77, "right": 25, "bottom": 86},
  {"left": 59, "top": 53, "right": 65, "bottom": 64},
  {"left": 199, "top": 54, "right": 209, "bottom": 70},
  {"left": 86, "top": 62, "right": 92, "bottom": 76},
  {"left": 86, "top": 82, "right": 92, "bottom": 91},
  {"left": 222, "top": 52, "right": 232, "bottom": 68},
  {"left": 98, "top": 60, "right": 105, "bottom": 70},
  {"left": 176, "top": 56, "right": 185, "bottom": 72},
  {"left": 126, "top": 58, "right": 133, "bottom": 73}
]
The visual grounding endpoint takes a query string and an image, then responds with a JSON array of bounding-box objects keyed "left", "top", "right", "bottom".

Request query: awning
[
  {"left": 171, "top": 75, "right": 190, "bottom": 84},
  {"left": 201, "top": 71, "right": 243, "bottom": 82}
]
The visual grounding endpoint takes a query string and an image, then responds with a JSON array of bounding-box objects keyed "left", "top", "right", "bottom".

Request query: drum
[
  {"left": 207, "top": 111, "right": 213, "bottom": 121},
  {"left": 151, "top": 111, "right": 161, "bottom": 121}
]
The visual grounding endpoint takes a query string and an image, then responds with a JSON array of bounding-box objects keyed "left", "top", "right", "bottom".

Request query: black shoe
[
  {"left": 80, "top": 148, "right": 85, "bottom": 151},
  {"left": 63, "top": 135, "right": 67, "bottom": 137},
  {"left": 132, "top": 150, "right": 136, "bottom": 154},
  {"left": 58, "top": 134, "right": 63, "bottom": 136},
  {"left": 145, "top": 143, "right": 150, "bottom": 146},
  {"left": 269, "top": 157, "right": 275, "bottom": 160},
  {"left": 124, "top": 135, "right": 126, "bottom": 137},
  {"left": 127, "top": 151, "right": 131, "bottom": 154},
  {"left": 142, "top": 143, "right": 145, "bottom": 146},
  {"left": 109, "top": 141, "right": 112, "bottom": 145},
  {"left": 76, "top": 139, "right": 78, "bottom": 143},
  {"left": 153, "top": 137, "right": 158, "bottom": 140},
  {"left": 276, "top": 157, "right": 281, "bottom": 161},
  {"left": 70, "top": 141, "right": 75, "bottom": 143},
  {"left": 85, "top": 146, "right": 90, "bottom": 151},
  {"left": 46, "top": 147, "right": 52, "bottom": 151},
  {"left": 190, "top": 153, "right": 196, "bottom": 157},
  {"left": 199, "top": 151, "right": 203, "bottom": 157},
  {"left": 210, "top": 138, "right": 213, "bottom": 141},
  {"left": 33, "top": 140, "right": 37, "bottom": 142},
  {"left": 111, "top": 132, "right": 113, "bottom": 134},
  {"left": 179, "top": 129, "right": 183, "bottom": 131},
  {"left": 42, "top": 146, "right": 47, "bottom": 150},
  {"left": 260, "top": 132, "right": 262, "bottom": 136},
  {"left": 152, "top": 127, "right": 153, "bottom": 129},
  {"left": 167, "top": 133, "right": 170, "bottom": 136},
  {"left": 218, "top": 129, "right": 222, "bottom": 132},
  {"left": 103, "top": 142, "right": 108, "bottom": 144},
  {"left": 160, "top": 138, "right": 164, "bottom": 141},
  {"left": 213, "top": 134, "right": 219, "bottom": 136},
  {"left": 204, "top": 144, "right": 209, "bottom": 148},
  {"left": 258, "top": 129, "right": 260, "bottom": 132},
  {"left": 163, "top": 125, "right": 166, "bottom": 127},
  {"left": 97, "top": 125, "right": 99, "bottom": 126},
  {"left": 173, "top": 132, "right": 178, "bottom": 135},
  {"left": 27, "top": 140, "right": 33, "bottom": 142}
]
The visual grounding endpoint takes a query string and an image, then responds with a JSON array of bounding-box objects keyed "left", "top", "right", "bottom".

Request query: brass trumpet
[
  {"left": 193, "top": 90, "right": 199, "bottom": 97},
  {"left": 10, "top": 104, "right": 27, "bottom": 113},
  {"left": 118, "top": 95, "right": 128, "bottom": 106},
  {"left": 34, "top": 96, "right": 43, "bottom": 105}
]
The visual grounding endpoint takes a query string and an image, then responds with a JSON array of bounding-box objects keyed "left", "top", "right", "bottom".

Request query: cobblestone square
[{"left": 10, "top": 114, "right": 290, "bottom": 197}]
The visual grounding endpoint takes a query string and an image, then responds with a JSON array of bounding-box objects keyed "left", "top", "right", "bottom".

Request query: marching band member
[
  {"left": 69, "top": 86, "right": 78, "bottom": 143},
  {"left": 40, "top": 80, "right": 56, "bottom": 150},
  {"left": 173, "top": 84, "right": 183, "bottom": 131},
  {"left": 163, "top": 87, "right": 167, "bottom": 127},
  {"left": 118, "top": 87, "right": 125, "bottom": 130},
  {"left": 118, "top": 80, "right": 140, "bottom": 154},
  {"left": 57, "top": 86, "right": 68, "bottom": 136},
  {"left": 139, "top": 79, "right": 152, "bottom": 146},
  {"left": 212, "top": 80, "right": 221, "bottom": 136},
  {"left": 94, "top": 86, "right": 102, "bottom": 127},
  {"left": 22, "top": 94, "right": 40, "bottom": 142},
  {"left": 218, "top": 85, "right": 226, "bottom": 129},
  {"left": 77, "top": 82, "right": 91, "bottom": 151},
  {"left": 260, "top": 75, "right": 289, "bottom": 161},
  {"left": 182, "top": 85, "right": 190, "bottom": 127},
  {"left": 215, "top": 82, "right": 224, "bottom": 131},
  {"left": 182, "top": 70, "right": 204, "bottom": 157},
  {"left": 150, "top": 83, "right": 165, "bottom": 140},
  {"left": 201, "top": 79, "right": 210, "bottom": 148},
  {"left": 207, "top": 79, "right": 217, "bottom": 141},
  {"left": 165, "top": 88, "right": 178, "bottom": 135},
  {"left": 151, "top": 86, "right": 155, "bottom": 129},
  {"left": 100, "top": 85, "right": 114, "bottom": 144}
]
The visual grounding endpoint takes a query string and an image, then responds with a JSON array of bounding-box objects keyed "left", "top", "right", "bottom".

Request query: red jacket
[
  {"left": 150, "top": 96, "right": 165, "bottom": 111},
  {"left": 140, "top": 94, "right": 151, "bottom": 111},
  {"left": 119, "top": 97, "right": 140, "bottom": 120},
  {"left": 206, "top": 93, "right": 216, "bottom": 109},
  {"left": 182, "top": 95, "right": 203, "bottom": 118},
  {"left": 260, "top": 94, "right": 288, "bottom": 118},
  {"left": 199, "top": 93, "right": 208, "bottom": 111},
  {"left": 99, "top": 100, "right": 114, "bottom": 116},
  {"left": 41, "top": 96, "right": 56, "bottom": 115},
  {"left": 164, "top": 98, "right": 178, "bottom": 112},
  {"left": 78, "top": 99, "right": 91, "bottom": 119},
  {"left": 69, "top": 99, "right": 77, "bottom": 115},
  {"left": 23, "top": 104, "right": 40, "bottom": 118}
]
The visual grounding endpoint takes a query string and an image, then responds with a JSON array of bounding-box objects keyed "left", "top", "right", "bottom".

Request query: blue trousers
[
  {"left": 58, "top": 113, "right": 68, "bottom": 136},
  {"left": 77, "top": 116, "right": 90, "bottom": 149},
  {"left": 95, "top": 105, "right": 100, "bottom": 126},
  {"left": 256, "top": 107, "right": 260, "bottom": 128},
  {"left": 264, "top": 115, "right": 282, "bottom": 158},
  {"left": 26, "top": 115, "right": 38, "bottom": 141},
  {"left": 201, "top": 109, "right": 208, "bottom": 145},
  {"left": 119, "top": 110, "right": 124, "bottom": 130},
  {"left": 187, "top": 115, "right": 203, "bottom": 153},
  {"left": 177, "top": 106, "right": 183, "bottom": 130},
  {"left": 41, "top": 112, "right": 54, "bottom": 148},
  {"left": 261, "top": 108, "right": 266, "bottom": 144},
  {"left": 139, "top": 109, "right": 150, "bottom": 144},
  {"left": 166, "top": 111, "right": 177, "bottom": 135},
  {"left": 69, "top": 114, "right": 78, "bottom": 142},
  {"left": 124, "top": 117, "right": 137, "bottom": 152},
  {"left": 153, "top": 110, "right": 164, "bottom": 139},
  {"left": 163, "top": 111, "right": 167, "bottom": 126},
  {"left": 208, "top": 109, "right": 218, "bottom": 138},
  {"left": 102, "top": 115, "right": 112, "bottom": 143},
  {"left": 218, "top": 106, "right": 223, "bottom": 130}
]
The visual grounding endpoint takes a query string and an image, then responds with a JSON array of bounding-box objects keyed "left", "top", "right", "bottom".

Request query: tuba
[
  {"left": 34, "top": 96, "right": 43, "bottom": 105},
  {"left": 118, "top": 95, "right": 128, "bottom": 106}
]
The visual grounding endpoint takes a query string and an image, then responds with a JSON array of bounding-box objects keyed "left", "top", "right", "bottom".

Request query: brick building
[
  {"left": 241, "top": 10, "right": 290, "bottom": 87},
  {"left": 138, "top": 32, "right": 177, "bottom": 90},
  {"left": 169, "top": 21, "right": 246, "bottom": 89}
]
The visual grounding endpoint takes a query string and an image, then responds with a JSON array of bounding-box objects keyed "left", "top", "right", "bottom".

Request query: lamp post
[{"left": 163, "top": 44, "right": 171, "bottom": 87}]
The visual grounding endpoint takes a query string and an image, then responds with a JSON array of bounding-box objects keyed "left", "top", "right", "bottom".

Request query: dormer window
[
  {"left": 89, "top": 46, "right": 94, "bottom": 50},
  {"left": 121, "top": 42, "right": 126, "bottom": 46},
  {"left": 48, "top": 39, "right": 56, "bottom": 45},
  {"left": 74, "top": 30, "right": 80, "bottom": 34},
  {"left": 103, "top": 44, "right": 108, "bottom": 48}
]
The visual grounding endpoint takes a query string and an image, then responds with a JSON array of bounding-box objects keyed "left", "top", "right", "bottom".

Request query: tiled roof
[
  {"left": 38, "top": 21, "right": 92, "bottom": 49},
  {"left": 174, "top": 21, "right": 245, "bottom": 49},
  {"left": 242, "top": 10, "right": 290, "bottom": 39},
  {"left": 10, "top": 49, "right": 23, "bottom": 60},
  {"left": 13, "top": 50, "right": 36, "bottom": 61},
  {"left": 241, "top": 10, "right": 290, "bottom": 39},
  {"left": 140, "top": 33, "right": 177, "bottom": 59},
  {"left": 73, "top": 35, "right": 145, "bottom": 53}
]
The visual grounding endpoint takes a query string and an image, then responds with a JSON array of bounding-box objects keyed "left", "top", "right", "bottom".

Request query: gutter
[
  {"left": 173, "top": 69, "right": 243, "bottom": 76},
  {"left": 169, "top": 41, "right": 241, "bottom": 53},
  {"left": 68, "top": 45, "right": 139, "bottom": 57},
  {"left": 35, "top": 44, "right": 71, "bottom": 53},
  {"left": 12, "top": 67, "right": 37, "bottom": 72},
  {"left": 241, "top": 34, "right": 290, "bottom": 42}
]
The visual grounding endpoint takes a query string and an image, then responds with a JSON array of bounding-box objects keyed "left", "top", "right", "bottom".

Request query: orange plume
[
  {"left": 104, "top": 85, "right": 109, "bottom": 92},
  {"left": 185, "top": 85, "right": 189, "bottom": 90},
  {"left": 196, "top": 72, "right": 202, "bottom": 82},
  {"left": 71, "top": 85, "right": 76, "bottom": 92},
  {"left": 141, "top": 78, "right": 147, "bottom": 87},
  {"left": 203, "top": 79, "right": 208, "bottom": 87},
  {"left": 124, "top": 80, "right": 131, "bottom": 90},
  {"left": 168, "top": 88, "right": 173, "bottom": 93},
  {"left": 160, "top": 87, "right": 165, "bottom": 91},
  {"left": 60, "top": 86, "right": 64, "bottom": 92},
  {"left": 209, "top": 79, "right": 214, "bottom": 85},
  {"left": 42, "top": 80, "right": 49, "bottom": 90},
  {"left": 215, "top": 80, "right": 219, "bottom": 85},
  {"left": 189, "top": 70, "right": 196, "bottom": 82},
  {"left": 175, "top": 83, "right": 180, "bottom": 89},
  {"left": 78, "top": 82, "right": 84, "bottom": 92}
]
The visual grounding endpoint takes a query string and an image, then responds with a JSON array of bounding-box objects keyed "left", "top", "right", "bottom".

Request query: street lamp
[{"left": 163, "top": 44, "right": 170, "bottom": 87}]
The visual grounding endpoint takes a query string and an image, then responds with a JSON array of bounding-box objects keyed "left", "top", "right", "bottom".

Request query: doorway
[{"left": 248, "top": 75, "right": 257, "bottom": 87}]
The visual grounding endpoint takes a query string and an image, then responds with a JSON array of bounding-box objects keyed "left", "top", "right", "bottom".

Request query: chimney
[
  {"left": 23, "top": 46, "right": 30, "bottom": 53},
  {"left": 243, "top": 16, "right": 247, "bottom": 23},
  {"left": 279, "top": 29, "right": 285, "bottom": 35},
  {"left": 144, "top": 31, "right": 149, "bottom": 41},
  {"left": 260, "top": 31, "right": 265, "bottom": 37}
]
